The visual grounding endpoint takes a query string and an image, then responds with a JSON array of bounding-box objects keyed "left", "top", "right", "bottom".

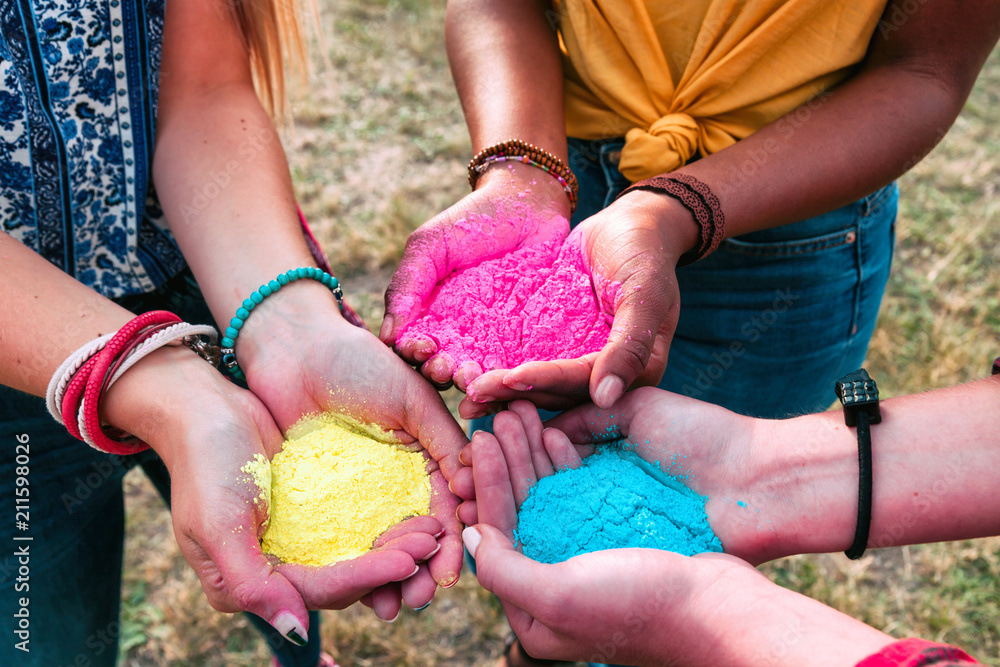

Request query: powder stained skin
[
  {"left": 515, "top": 448, "right": 722, "bottom": 564},
  {"left": 260, "top": 415, "right": 431, "bottom": 567},
  {"left": 398, "top": 233, "right": 612, "bottom": 371}
]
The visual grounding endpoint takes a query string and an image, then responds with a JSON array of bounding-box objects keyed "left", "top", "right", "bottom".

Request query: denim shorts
[{"left": 0, "top": 270, "right": 321, "bottom": 667}]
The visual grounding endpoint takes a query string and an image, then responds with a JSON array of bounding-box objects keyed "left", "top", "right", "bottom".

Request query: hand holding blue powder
[
  {"left": 468, "top": 400, "right": 724, "bottom": 564},
  {"left": 515, "top": 446, "right": 722, "bottom": 563}
]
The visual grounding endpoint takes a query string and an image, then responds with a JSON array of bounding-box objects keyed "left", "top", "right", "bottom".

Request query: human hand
[
  {"left": 460, "top": 190, "right": 699, "bottom": 417},
  {"left": 454, "top": 392, "right": 786, "bottom": 565},
  {"left": 235, "top": 284, "right": 468, "bottom": 604},
  {"left": 463, "top": 404, "right": 891, "bottom": 666},
  {"left": 381, "top": 161, "right": 572, "bottom": 390},
  {"left": 101, "top": 347, "right": 435, "bottom": 640}
]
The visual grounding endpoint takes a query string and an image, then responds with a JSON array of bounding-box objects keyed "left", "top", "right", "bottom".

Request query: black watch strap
[{"left": 835, "top": 369, "right": 881, "bottom": 560}]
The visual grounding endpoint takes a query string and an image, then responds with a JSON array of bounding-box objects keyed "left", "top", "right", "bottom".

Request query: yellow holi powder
[
  {"left": 258, "top": 414, "right": 431, "bottom": 567},
  {"left": 240, "top": 453, "right": 271, "bottom": 507}
]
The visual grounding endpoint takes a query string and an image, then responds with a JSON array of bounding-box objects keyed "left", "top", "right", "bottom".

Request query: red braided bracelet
[
  {"left": 82, "top": 311, "right": 182, "bottom": 454},
  {"left": 617, "top": 174, "right": 726, "bottom": 266}
]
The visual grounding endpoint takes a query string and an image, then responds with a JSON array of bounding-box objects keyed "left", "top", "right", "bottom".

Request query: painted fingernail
[
  {"left": 414, "top": 601, "right": 432, "bottom": 611},
  {"left": 384, "top": 609, "right": 401, "bottom": 623},
  {"left": 441, "top": 573, "right": 460, "bottom": 589},
  {"left": 433, "top": 527, "right": 447, "bottom": 539},
  {"left": 595, "top": 375, "right": 624, "bottom": 408},
  {"left": 401, "top": 564, "right": 420, "bottom": 580},
  {"left": 462, "top": 526, "right": 482, "bottom": 559},
  {"left": 271, "top": 610, "right": 308, "bottom": 647},
  {"left": 421, "top": 543, "right": 442, "bottom": 561}
]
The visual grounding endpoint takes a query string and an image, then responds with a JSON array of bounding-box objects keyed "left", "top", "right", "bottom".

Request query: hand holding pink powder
[{"left": 395, "top": 230, "right": 613, "bottom": 404}]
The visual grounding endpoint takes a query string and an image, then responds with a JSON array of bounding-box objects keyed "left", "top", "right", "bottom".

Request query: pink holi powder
[{"left": 398, "top": 234, "right": 612, "bottom": 372}]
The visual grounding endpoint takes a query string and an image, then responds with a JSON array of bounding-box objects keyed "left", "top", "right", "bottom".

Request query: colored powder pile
[
  {"left": 398, "top": 233, "right": 612, "bottom": 371},
  {"left": 515, "top": 447, "right": 722, "bottom": 564},
  {"left": 251, "top": 414, "right": 431, "bottom": 567}
]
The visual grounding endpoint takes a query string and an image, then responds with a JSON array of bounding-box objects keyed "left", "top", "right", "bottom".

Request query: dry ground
[{"left": 116, "top": 1, "right": 1000, "bottom": 665}]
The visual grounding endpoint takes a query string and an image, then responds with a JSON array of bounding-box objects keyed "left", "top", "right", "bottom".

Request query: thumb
[
  {"left": 382, "top": 225, "right": 450, "bottom": 344},
  {"left": 183, "top": 526, "right": 310, "bottom": 647},
  {"left": 463, "top": 525, "right": 548, "bottom": 613},
  {"left": 590, "top": 280, "right": 678, "bottom": 408}
]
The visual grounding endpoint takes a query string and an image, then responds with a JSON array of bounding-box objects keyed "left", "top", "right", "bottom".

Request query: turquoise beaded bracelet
[{"left": 220, "top": 267, "right": 344, "bottom": 380}]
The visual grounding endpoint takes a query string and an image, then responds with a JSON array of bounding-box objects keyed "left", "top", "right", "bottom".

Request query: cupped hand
[
  {"left": 461, "top": 408, "right": 776, "bottom": 666},
  {"left": 102, "top": 346, "right": 426, "bottom": 642},
  {"left": 455, "top": 393, "right": 779, "bottom": 564},
  {"left": 237, "top": 287, "right": 468, "bottom": 601},
  {"left": 381, "top": 161, "right": 572, "bottom": 389},
  {"left": 460, "top": 190, "right": 699, "bottom": 417}
]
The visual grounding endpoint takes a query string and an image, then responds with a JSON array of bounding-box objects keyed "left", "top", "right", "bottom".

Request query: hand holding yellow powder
[{"left": 244, "top": 414, "right": 431, "bottom": 567}]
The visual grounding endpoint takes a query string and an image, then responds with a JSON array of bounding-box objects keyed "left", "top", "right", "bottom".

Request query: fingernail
[
  {"left": 271, "top": 610, "right": 308, "bottom": 647},
  {"left": 378, "top": 315, "right": 394, "bottom": 341},
  {"left": 414, "top": 601, "right": 431, "bottom": 611},
  {"left": 503, "top": 376, "right": 531, "bottom": 391},
  {"left": 401, "top": 564, "right": 420, "bottom": 580},
  {"left": 440, "top": 573, "right": 460, "bottom": 588},
  {"left": 462, "top": 526, "right": 482, "bottom": 559},
  {"left": 422, "top": 543, "right": 442, "bottom": 561},
  {"left": 595, "top": 375, "right": 624, "bottom": 408},
  {"left": 433, "top": 528, "right": 446, "bottom": 539},
  {"left": 384, "top": 609, "right": 401, "bottom": 623}
]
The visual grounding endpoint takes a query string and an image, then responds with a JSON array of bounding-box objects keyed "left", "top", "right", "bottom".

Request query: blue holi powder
[{"left": 514, "top": 445, "right": 722, "bottom": 564}]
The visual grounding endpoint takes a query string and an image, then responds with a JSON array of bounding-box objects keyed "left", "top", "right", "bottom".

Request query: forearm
[
  {"left": 643, "top": 0, "right": 1000, "bottom": 242},
  {"left": 683, "top": 566, "right": 891, "bottom": 667},
  {"left": 447, "top": 0, "right": 567, "bottom": 160},
  {"left": 153, "top": 85, "right": 323, "bottom": 325},
  {"left": 759, "top": 375, "right": 1000, "bottom": 559},
  {"left": 0, "top": 232, "right": 135, "bottom": 395},
  {"left": 677, "top": 63, "right": 963, "bottom": 236}
]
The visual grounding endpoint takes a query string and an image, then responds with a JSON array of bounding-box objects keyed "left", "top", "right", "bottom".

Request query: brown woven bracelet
[
  {"left": 617, "top": 174, "right": 726, "bottom": 266},
  {"left": 468, "top": 139, "right": 579, "bottom": 213}
]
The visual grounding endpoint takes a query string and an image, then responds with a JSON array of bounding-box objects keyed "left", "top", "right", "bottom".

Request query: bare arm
[
  {"left": 756, "top": 373, "right": 1000, "bottom": 559},
  {"left": 153, "top": 0, "right": 346, "bottom": 368},
  {"left": 668, "top": 0, "right": 1000, "bottom": 236},
  {"left": 446, "top": 0, "right": 567, "bottom": 161}
]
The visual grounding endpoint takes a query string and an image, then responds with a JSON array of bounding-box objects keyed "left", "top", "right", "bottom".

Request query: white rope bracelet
[
  {"left": 46, "top": 333, "right": 115, "bottom": 424},
  {"left": 107, "top": 323, "right": 218, "bottom": 387}
]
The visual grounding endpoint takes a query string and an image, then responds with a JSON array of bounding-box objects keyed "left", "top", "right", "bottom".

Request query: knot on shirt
[{"left": 620, "top": 112, "right": 700, "bottom": 182}]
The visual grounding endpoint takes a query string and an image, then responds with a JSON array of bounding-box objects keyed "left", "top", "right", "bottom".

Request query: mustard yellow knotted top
[{"left": 556, "top": 0, "right": 887, "bottom": 182}]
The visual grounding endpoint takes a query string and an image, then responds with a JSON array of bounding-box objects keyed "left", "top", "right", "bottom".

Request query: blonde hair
[{"left": 231, "top": 0, "right": 314, "bottom": 122}]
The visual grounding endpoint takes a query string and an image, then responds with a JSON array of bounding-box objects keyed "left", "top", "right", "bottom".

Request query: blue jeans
[{"left": 0, "top": 270, "right": 321, "bottom": 667}]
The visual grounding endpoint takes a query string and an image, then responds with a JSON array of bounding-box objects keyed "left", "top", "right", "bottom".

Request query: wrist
[
  {"left": 476, "top": 160, "right": 573, "bottom": 218},
  {"left": 232, "top": 277, "right": 348, "bottom": 376},
  {"left": 100, "top": 345, "right": 230, "bottom": 464},
  {"left": 612, "top": 190, "right": 701, "bottom": 263},
  {"left": 749, "top": 412, "right": 859, "bottom": 561}
]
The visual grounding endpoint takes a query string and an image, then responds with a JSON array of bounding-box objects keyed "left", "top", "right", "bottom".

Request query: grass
[{"left": 117, "top": 1, "right": 1000, "bottom": 664}]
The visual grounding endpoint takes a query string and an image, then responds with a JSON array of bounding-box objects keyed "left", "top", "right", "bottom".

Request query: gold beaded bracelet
[{"left": 467, "top": 139, "right": 579, "bottom": 213}]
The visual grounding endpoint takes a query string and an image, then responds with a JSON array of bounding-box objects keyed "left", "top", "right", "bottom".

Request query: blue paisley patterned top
[{"left": 1, "top": 0, "right": 186, "bottom": 298}]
